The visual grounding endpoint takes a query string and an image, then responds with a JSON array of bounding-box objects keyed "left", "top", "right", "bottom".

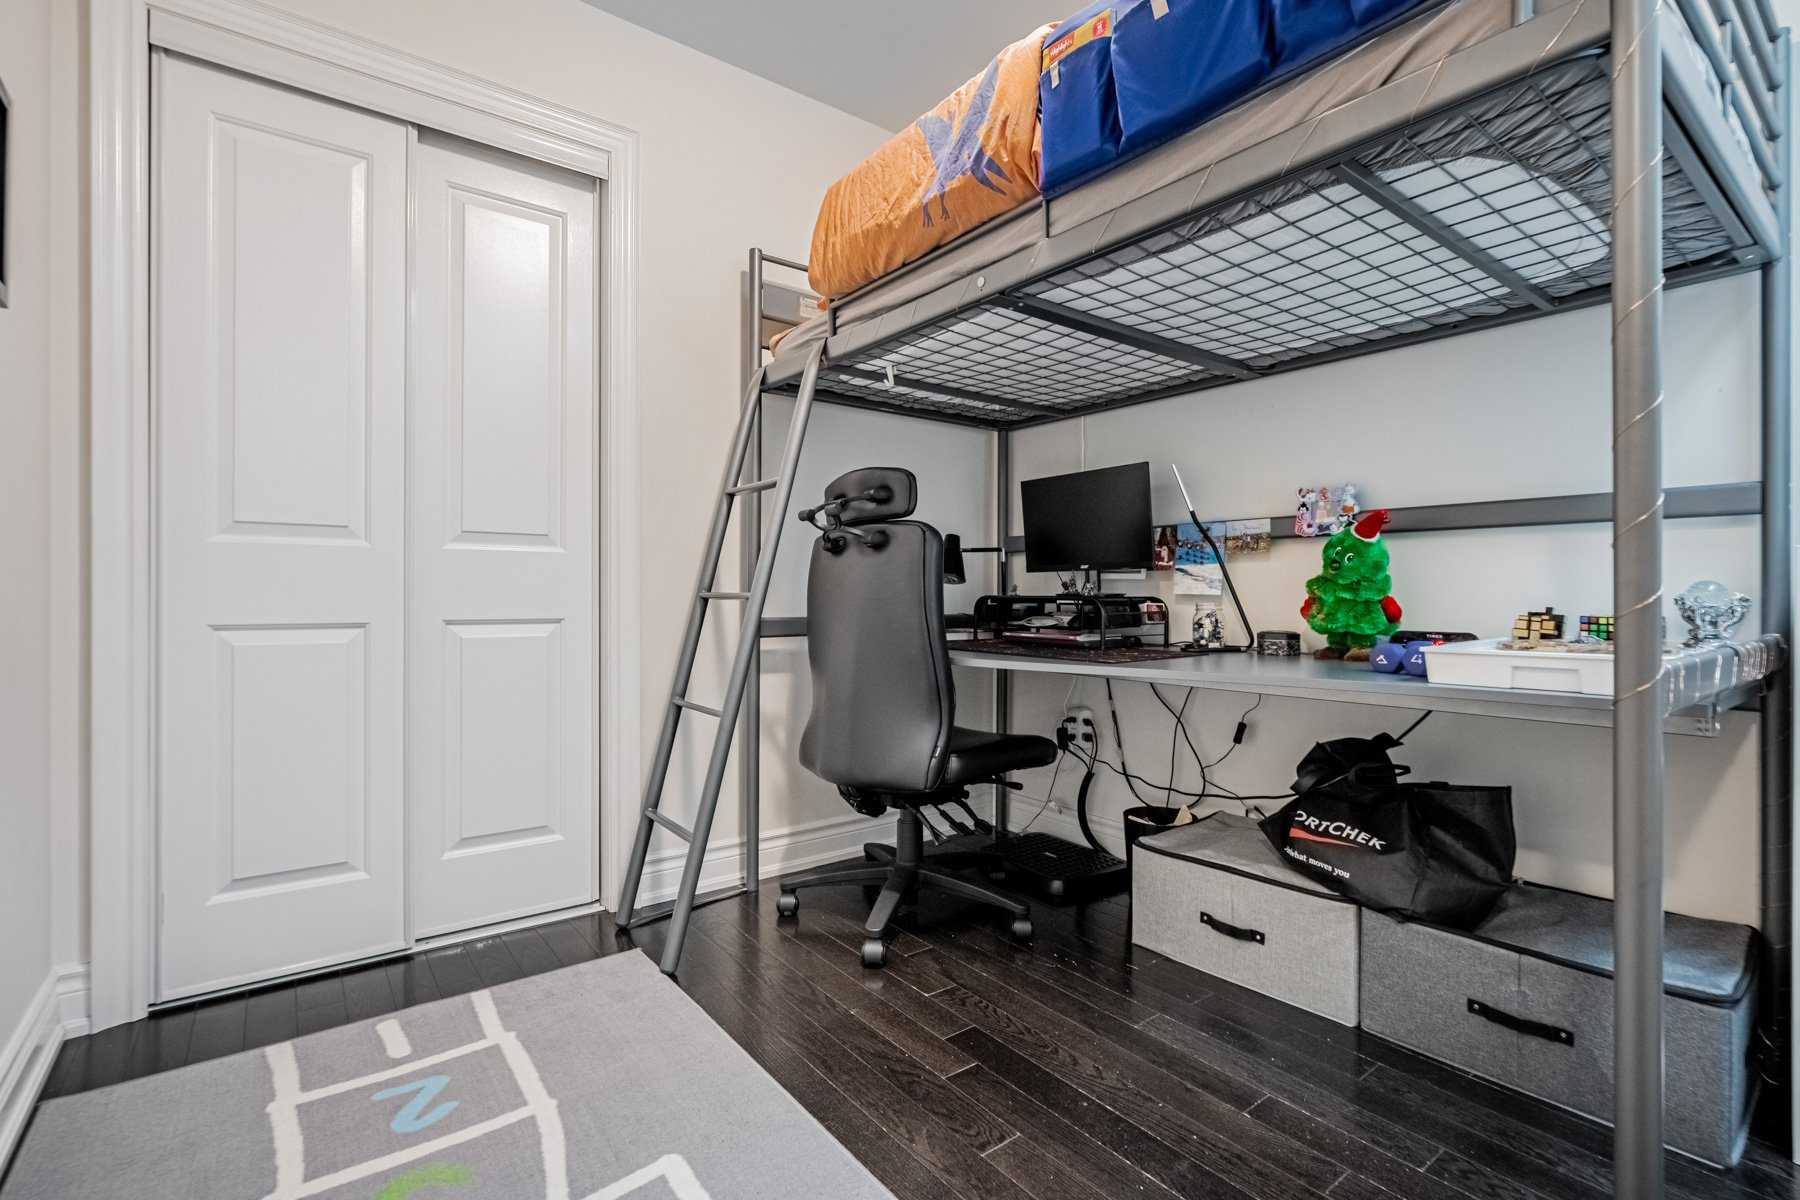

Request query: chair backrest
[{"left": 798, "top": 468, "right": 955, "bottom": 793}]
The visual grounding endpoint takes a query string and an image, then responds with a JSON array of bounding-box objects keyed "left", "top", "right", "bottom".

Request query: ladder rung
[
  {"left": 728, "top": 479, "right": 777, "bottom": 495},
  {"left": 647, "top": 810, "right": 693, "bottom": 841},
  {"left": 673, "top": 697, "right": 723, "bottom": 718},
  {"left": 699, "top": 591, "right": 749, "bottom": 600}
]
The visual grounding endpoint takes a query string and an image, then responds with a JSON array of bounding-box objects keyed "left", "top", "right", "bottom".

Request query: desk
[
  {"left": 947, "top": 636, "right": 1783, "bottom": 739},
  {"left": 942, "top": 637, "right": 1776, "bottom": 852}
]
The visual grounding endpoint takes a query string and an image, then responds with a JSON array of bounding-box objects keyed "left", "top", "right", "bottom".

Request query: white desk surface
[{"left": 947, "top": 642, "right": 1771, "bottom": 737}]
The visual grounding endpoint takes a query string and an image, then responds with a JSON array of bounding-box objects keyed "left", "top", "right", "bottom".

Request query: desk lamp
[{"left": 1170, "top": 463, "right": 1255, "bottom": 652}]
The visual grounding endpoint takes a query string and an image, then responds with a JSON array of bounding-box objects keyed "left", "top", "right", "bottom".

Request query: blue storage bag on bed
[
  {"left": 1273, "top": 0, "right": 1436, "bottom": 70},
  {"left": 1039, "top": 2, "right": 1125, "bottom": 192},
  {"left": 1042, "top": 0, "right": 1437, "bottom": 192},
  {"left": 1113, "top": 0, "right": 1272, "bottom": 156},
  {"left": 1269, "top": 0, "right": 1358, "bottom": 71}
]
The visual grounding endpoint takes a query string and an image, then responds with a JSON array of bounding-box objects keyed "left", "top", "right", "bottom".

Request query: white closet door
[
  {"left": 155, "top": 56, "right": 409, "bottom": 998},
  {"left": 409, "top": 134, "right": 599, "bottom": 936}
]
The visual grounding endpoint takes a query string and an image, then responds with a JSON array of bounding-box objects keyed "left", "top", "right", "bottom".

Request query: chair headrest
[{"left": 809, "top": 467, "right": 917, "bottom": 526}]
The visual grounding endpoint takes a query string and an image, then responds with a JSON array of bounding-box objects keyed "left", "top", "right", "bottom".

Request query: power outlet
[{"left": 1060, "top": 706, "right": 1097, "bottom": 748}]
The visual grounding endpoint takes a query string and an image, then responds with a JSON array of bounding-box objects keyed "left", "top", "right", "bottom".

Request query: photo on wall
[
  {"left": 1151, "top": 524, "right": 1178, "bottom": 571},
  {"left": 1172, "top": 520, "right": 1226, "bottom": 595},
  {"left": 1296, "top": 484, "right": 1359, "bottom": 537},
  {"left": 1224, "top": 518, "right": 1272, "bottom": 556}
]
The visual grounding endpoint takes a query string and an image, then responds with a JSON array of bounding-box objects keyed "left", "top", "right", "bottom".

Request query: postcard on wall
[
  {"left": 1174, "top": 521, "right": 1226, "bottom": 566},
  {"left": 1224, "top": 518, "right": 1272, "bottom": 557},
  {"left": 1174, "top": 562, "right": 1224, "bottom": 596}
]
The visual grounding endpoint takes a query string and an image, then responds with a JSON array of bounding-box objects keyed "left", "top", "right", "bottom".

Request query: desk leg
[{"left": 994, "top": 671, "right": 1012, "bottom": 843}]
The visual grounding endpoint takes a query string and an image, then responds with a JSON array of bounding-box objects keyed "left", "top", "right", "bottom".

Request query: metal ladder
[{"left": 616, "top": 343, "right": 823, "bottom": 973}]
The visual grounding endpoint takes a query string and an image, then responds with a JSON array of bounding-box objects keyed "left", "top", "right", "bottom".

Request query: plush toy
[{"left": 1301, "top": 509, "right": 1402, "bottom": 661}]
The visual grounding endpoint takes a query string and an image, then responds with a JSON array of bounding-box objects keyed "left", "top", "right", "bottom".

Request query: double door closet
[{"left": 154, "top": 53, "right": 599, "bottom": 1000}]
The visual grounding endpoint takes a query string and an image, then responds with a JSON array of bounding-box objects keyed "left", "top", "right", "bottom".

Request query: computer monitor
[{"left": 1020, "top": 462, "right": 1153, "bottom": 573}]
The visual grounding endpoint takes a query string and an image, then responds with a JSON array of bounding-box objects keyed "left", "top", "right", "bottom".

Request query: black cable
[
  {"left": 1074, "top": 761, "right": 1104, "bottom": 850},
  {"left": 1103, "top": 678, "right": 1156, "bottom": 808},
  {"left": 1149, "top": 685, "right": 1260, "bottom": 815},
  {"left": 1204, "top": 693, "right": 1264, "bottom": 770},
  {"left": 1394, "top": 709, "right": 1434, "bottom": 743},
  {"left": 1066, "top": 742, "right": 1295, "bottom": 803},
  {"left": 1149, "top": 684, "right": 1207, "bottom": 800},
  {"left": 1163, "top": 687, "right": 1190, "bottom": 809}
]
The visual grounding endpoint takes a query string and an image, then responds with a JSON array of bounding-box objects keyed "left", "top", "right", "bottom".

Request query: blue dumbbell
[
  {"left": 1401, "top": 641, "right": 1432, "bottom": 677},
  {"left": 1368, "top": 639, "right": 1407, "bottom": 673}
]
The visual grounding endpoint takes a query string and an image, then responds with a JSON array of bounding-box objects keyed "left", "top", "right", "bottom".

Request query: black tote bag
[{"left": 1259, "top": 738, "right": 1515, "bottom": 929}]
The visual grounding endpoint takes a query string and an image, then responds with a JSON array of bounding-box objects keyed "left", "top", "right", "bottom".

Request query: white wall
[
  {"left": 244, "top": 0, "right": 993, "bottom": 896},
  {"left": 1005, "top": 274, "right": 1768, "bottom": 924},
  {"left": 1, "top": 0, "right": 84, "bottom": 1092}
]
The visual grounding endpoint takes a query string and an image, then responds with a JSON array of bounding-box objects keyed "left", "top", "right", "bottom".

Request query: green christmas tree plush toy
[{"left": 1301, "top": 508, "right": 1402, "bottom": 661}]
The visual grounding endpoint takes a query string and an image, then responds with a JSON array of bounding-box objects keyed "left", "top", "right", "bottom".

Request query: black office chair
[{"left": 775, "top": 467, "right": 1057, "bottom": 967}]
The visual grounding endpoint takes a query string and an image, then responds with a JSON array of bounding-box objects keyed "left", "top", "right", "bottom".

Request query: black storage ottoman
[
  {"left": 1133, "top": 813, "right": 1361, "bottom": 1025},
  {"left": 1362, "top": 882, "right": 1758, "bottom": 1166}
]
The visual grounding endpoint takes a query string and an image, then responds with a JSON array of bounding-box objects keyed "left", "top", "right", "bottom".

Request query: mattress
[{"left": 806, "top": 24, "right": 1055, "bottom": 302}]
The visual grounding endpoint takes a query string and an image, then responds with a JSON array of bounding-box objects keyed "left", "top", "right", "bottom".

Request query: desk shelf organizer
[{"left": 625, "top": 0, "right": 1793, "bottom": 1187}]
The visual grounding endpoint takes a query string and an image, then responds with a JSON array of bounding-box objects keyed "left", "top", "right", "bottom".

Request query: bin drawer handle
[
  {"left": 1199, "top": 911, "right": 1264, "bottom": 945},
  {"left": 1467, "top": 998, "right": 1574, "bottom": 1047}
]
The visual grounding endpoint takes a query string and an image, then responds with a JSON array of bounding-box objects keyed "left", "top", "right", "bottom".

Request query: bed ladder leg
[{"left": 616, "top": 344, "right": 824, "bottom": 975}]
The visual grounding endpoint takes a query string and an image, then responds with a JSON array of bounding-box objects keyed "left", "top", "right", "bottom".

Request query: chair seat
[{"left": 942, "top": 727, "right": 1058, "bottom": 785}]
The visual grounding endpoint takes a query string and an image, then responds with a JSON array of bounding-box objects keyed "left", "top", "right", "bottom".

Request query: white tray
[{"left": 1420, "top": 638, "right": 1622, "bottom": 694}]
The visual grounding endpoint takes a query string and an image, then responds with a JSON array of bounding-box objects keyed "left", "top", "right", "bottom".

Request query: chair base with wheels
[{"left": 777, "top": 797, "right": 1034, "bottom": 967}]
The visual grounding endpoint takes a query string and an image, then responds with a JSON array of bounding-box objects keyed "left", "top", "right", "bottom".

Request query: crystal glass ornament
[{"left": 1674, "top": 580, "right": 1751, "bottom": 647}]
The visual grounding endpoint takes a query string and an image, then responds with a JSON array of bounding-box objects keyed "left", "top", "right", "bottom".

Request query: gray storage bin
[
  {"left": 1133, "top": 813, "right": 1361, "bottom": 1025},
  {"left": 1362, "top": 883, "right": 1757, "bottom": 1166}
]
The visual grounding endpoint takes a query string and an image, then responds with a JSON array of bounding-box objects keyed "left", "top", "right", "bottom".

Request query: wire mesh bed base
[{"left": 784, "top": 54, "right": 1768, "bottom": 430}]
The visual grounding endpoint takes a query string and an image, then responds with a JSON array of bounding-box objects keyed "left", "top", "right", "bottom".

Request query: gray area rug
[{"left": 4, "top": 950, "right": 892, "bottom": 1200}]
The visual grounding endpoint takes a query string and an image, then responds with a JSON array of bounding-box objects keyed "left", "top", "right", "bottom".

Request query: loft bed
[
  {"left": 630, "top": 0, "right": 1793, "bottom": 1191},
  {"left": 765, "top": 0, "right": 1782, "bottom": 427}
]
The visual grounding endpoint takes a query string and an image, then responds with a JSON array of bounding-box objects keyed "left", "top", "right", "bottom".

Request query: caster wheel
[
  {"left": 860, "top": 937, "right": 888, "bottom": 968},
  {"left": 776, "top": 891, "right": 799, "bottom": 918},
  {"left": 1010, "top": 917, "right": 1034, "bottom": 942}
]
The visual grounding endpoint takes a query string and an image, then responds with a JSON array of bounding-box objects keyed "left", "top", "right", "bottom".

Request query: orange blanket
[{"left": 808, "top": 24, "right": 1054, "bottom": 302}]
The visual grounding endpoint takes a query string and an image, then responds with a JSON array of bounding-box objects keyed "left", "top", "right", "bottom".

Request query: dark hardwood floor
[{"left": 24, "top": 878, "right": 1800, "bottom": 1199}]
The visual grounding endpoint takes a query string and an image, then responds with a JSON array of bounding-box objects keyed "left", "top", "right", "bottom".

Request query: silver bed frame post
[
  {"left": 1613, "top": 0, "right": 1668, "bottom": 1187},
  {"left": 742, "top": 248, "right": 766, "bottom": 894},
  {"left": 1763, "top": 33, "right": 1795, "bottom": 1152},
  {"left": 994, "top": 432, "right": 1014, "bottom": 839}
]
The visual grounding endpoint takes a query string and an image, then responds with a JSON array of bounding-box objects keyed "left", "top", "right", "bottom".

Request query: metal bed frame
[{"left": 626, "top": 0, "right": 1795, "bottom": 1191}]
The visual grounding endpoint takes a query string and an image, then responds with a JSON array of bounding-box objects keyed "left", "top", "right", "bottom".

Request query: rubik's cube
[
  {"left": 1578, "top": 614, "right": 1615, "bottom": 641},
  {"left": 1512, "top": 607, "right": 1565, "bottom": 641}
]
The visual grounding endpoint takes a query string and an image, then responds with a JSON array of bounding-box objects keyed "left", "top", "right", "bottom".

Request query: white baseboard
[
  {"left": 0, "top": 968, "right": 76, "bottom": 1171},
  {"left": 52, "top": 965, "right": 89, "bottom": 1039},
  {"left": 633, "top": 809, "right": 899, "bottom": 907}
]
